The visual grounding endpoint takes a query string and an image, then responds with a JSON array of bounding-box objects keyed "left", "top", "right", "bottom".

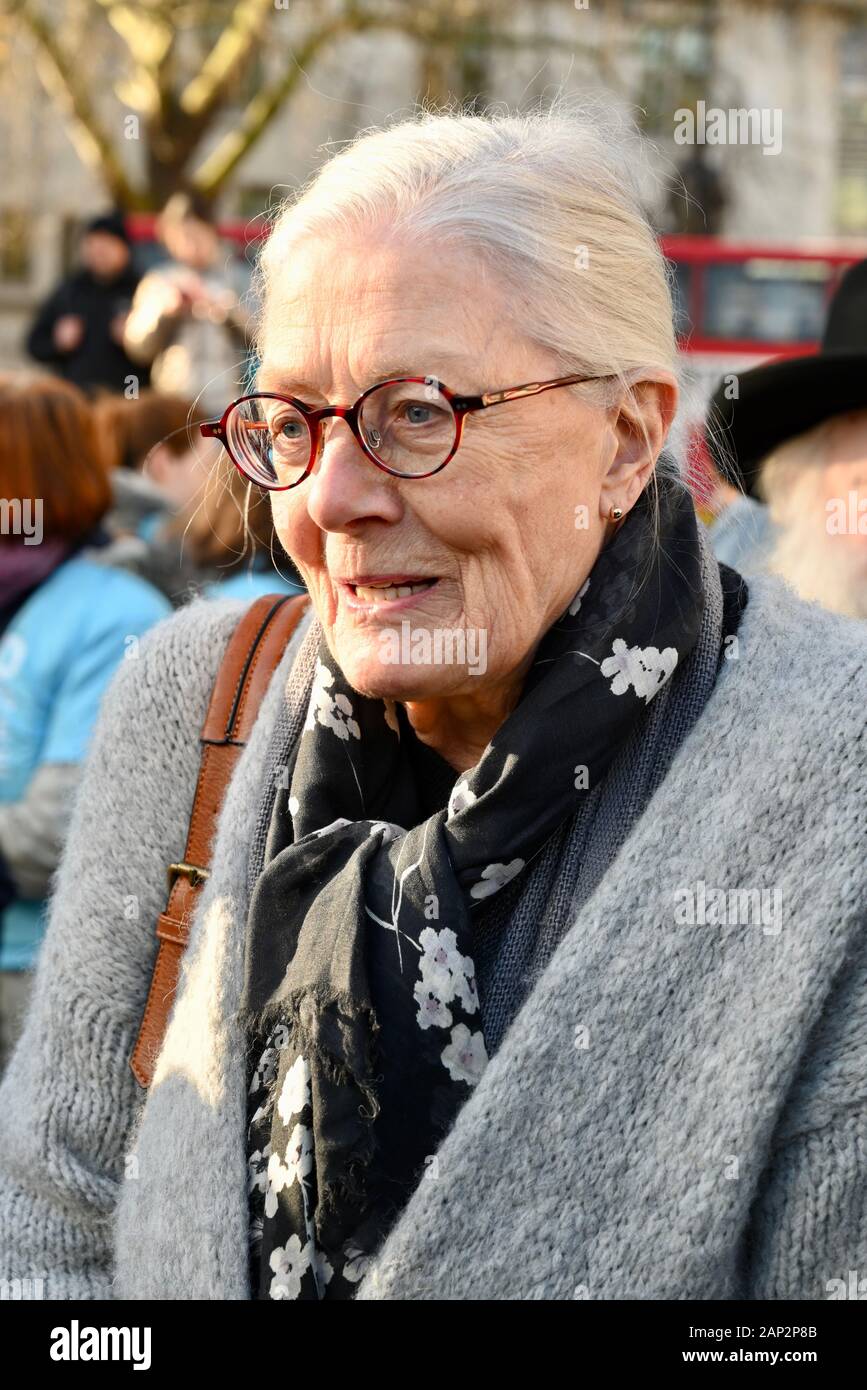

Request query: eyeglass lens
[{"left": 225, "top": 379, "right": 458, "bottom": 487}]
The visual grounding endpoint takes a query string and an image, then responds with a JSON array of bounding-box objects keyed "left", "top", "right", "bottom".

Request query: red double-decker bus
[
  {"left": 663, "top": 234, "right": 865, "bottom": 415},
  {"left": 662, "top": 234, "right": 866, "bottom": 358},
  {"left": 660, "top": 235, "right": 867, "bottom": 498}
]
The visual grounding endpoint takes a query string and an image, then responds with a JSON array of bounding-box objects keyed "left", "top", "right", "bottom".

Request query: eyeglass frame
[{"left": 200, "top": 371, "right": 614, "bottom": 489}]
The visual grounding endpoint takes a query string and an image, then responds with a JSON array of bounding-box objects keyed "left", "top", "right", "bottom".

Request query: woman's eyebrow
[
  {"left": 256, "top": 370, "right": 320, "bottom": 395},
  {"left": 257, "top": 355, "right": 474, "bottom": 395}
]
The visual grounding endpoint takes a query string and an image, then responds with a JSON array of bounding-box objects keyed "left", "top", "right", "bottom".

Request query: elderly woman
[{"left": 0, "top": 108, "right": 864, "bottom": 1302}]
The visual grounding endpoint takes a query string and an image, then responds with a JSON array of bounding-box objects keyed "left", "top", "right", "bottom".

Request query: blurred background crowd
[{"left": 1, "top": 0, "right": 866, "bottom": 1068}]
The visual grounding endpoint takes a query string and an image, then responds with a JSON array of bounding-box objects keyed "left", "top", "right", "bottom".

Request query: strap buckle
[{"left": 166, "top": 861, "right": 210, "bottom": 892}]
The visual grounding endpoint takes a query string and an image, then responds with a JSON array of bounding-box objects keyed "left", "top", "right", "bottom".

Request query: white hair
[
  {"left": 758, "top": 421, "right": 867, "bottom": 618},
  {"left": 258, "top": 101, "right": 680, "bottom": 486}
]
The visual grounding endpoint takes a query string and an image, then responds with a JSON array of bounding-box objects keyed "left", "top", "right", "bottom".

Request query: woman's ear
[{"left": 598, "top": 374, "right": 679, "bottom": 520}]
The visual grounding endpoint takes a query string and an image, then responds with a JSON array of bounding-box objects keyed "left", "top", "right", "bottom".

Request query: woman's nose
[{"left": 305, "top": 417, "right": 402, "bottom": 532}]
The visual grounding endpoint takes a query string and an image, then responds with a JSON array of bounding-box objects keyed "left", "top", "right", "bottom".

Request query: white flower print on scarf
[
  {"left": 264, "top": 1122, "right": 313, "bottom": 1218},
  {"left": 414, "top": 980, "right": 453, "bottom": 1031},
  {"left": 248, "top": 1023, "right": 290, "bottom": 1094},
  {"left": 412, "top": 927, "right": 486, "bottom": 1084},
  {"left": 414, "top": 926, "right": 479, "bottom": 1029},
  {"left": 277, "top": 1055, "right": 311, "bottom": 1127},
  {"left": 341, "top": 1241, "right": 373, "bottom": 1284},
  {"left": 248, "top": 1143, "right": 271, "bottom": 1195},
  {"left": 268, "top": 1236, "right": 333, "bottom": 1301},
  {"left": 441, "top": 1022, "right": 488, "bottom": 1085},
  {"left": 470, "top": 858, "right": 525, "bottom": 900},
  {"left": 307, "top": 1240, "right": 334, "bottom": 1295},
  {"left": 368, "top": 821, "right": 402, "bottom": 845},
  {"left": 568, "top": 577, "right": 590, "bottom": 616},
  {"left": 285, "top": 1122, "right": 314, "bottom": 1186},
  {"left": 601, "top": 638, "right": 678, "bottom": 703},
  {"left": 447, "top": 778, "right": 477, "bottom": 819},
  {"left": 269, "top": 1234, "right": 310, "bottom": 1299},
  {"left": 305, "top": 658, "right": 361, "bottom": 740}
]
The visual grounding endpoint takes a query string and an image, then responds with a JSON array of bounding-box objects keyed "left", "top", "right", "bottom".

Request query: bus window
[{"left": 703, "top": 259, "right": 832, "bottom": 343}]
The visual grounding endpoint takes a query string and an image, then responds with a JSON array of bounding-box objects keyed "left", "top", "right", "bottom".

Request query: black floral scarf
[{"left": 242, "top": 477, "right": 705, "bottom": 1299}]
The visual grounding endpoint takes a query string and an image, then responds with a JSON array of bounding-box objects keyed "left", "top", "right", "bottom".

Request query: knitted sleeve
[
  {"left": 745, "top": 1110, "right": 867, "bottom": 1300},
  {"left": 0, "top": 598, "right": 242, "bottom": 1299},
  {"left": 745, "top": 930, "right": 867, "bottom": 1300}
]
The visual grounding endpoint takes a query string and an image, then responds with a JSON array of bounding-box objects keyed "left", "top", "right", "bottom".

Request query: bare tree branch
[
  {"left": 3, "top": 0, "right": 612, "bottom": 208},
  {"left": 105, "top": 2, "right": 174, "bottom": 121},
  {"left": 193, "top": 11, "right": 599, "bottom": 195},
  {"left": 191, "top": 20, "right": 347, "bottom": 194},
  {"left": 179, "top": 0, "right": 274, "bottom": 120},
  {"left": 14, "top": 0, "right": 142, "bottom": 206}
]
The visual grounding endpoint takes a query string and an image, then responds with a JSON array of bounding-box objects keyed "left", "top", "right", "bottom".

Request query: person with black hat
[
  {"left": 706, "top": 259, "right": 867, "bottom": 617},
  {"left": 25, "top": 211, "right": 147, "bottom": 397}
]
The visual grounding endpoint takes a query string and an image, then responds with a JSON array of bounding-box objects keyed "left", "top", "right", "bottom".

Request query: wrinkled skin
[{"left": 259, "top": 232, "right": 676, "bottom": 770}]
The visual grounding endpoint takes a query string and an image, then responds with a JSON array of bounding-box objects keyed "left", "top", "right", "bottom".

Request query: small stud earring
[{"left": 610, "top": 505, "right": 624, "bottom": 521}]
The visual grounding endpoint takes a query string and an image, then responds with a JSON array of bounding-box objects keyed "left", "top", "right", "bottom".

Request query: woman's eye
[
  {"left": 400, "top": 401, "right": 434, "bottom": 425},
  {"left": 271, "top": 417, "right": 305, "bottom": 441}
]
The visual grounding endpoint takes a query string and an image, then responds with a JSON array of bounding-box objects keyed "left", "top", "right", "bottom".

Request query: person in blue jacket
[{"left": 0, "top": 374, "right": 170, "bottom": 1069}]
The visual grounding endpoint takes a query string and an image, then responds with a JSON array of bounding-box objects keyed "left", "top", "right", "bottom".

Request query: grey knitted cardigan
[{"left": 0, "top": 573, "right": 865, "bottom": 1300}]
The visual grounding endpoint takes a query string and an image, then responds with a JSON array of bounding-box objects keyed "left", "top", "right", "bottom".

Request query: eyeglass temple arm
[
  {"left": 460, "top": 373, "right": 611, "bottom": 412},
  {"left": 202, "top": 374, "right": 614, "bottom": 431}
]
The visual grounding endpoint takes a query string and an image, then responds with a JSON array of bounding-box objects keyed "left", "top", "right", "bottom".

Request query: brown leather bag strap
[{"left": 130, "top": 592, "right": 310, "bottom": 1088}]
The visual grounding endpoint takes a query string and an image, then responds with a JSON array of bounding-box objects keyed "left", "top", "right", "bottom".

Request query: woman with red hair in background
[{"left": 0, "top": 375, "right": 169, "bottom": 1070}]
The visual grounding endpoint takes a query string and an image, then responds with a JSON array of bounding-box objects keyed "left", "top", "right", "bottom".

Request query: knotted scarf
[{"left": 242, "top": 477, "right": 706, "bottom": 1299}]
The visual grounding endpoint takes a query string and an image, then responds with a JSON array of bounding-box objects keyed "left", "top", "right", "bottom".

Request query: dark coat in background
[{"left": 26, "top": 266, "right": 149, "bottom": 395}]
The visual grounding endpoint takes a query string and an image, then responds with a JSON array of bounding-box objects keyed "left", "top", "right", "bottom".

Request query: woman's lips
[{"left": 339, "top": 576, "right": 439, "bottom": 615}]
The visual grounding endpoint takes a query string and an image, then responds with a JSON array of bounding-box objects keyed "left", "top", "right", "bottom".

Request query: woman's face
[
  {"left": 165, "top": 217, "right": 218, "bottom": 271},
  {"left": 145, "top": 440, "right": 210, "bottom": 511},
  {"left": 259, "top": 233, "right": 644, "bottom": 701}
]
